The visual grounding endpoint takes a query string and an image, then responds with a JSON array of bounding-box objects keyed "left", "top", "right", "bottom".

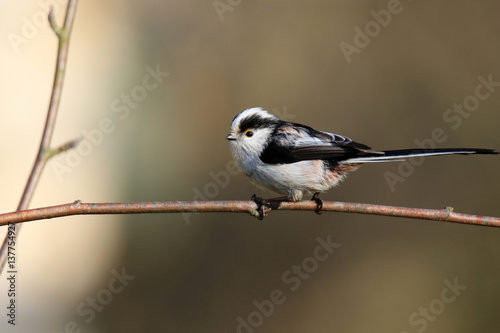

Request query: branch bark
[
  {"left": 0, "top": 0, "right": 79, "bottom": 274},
  {"left": 0, "top": 200, "right": 499, "bottom": 227}
]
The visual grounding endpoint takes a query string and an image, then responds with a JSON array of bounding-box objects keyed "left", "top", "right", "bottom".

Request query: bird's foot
[
  {"left": 251, "top": 194, "right": 271, "bottom": 220},
  {"left": 311, "top": 192, "right": 323, "bottom": 215},
  {"left": 251, "top": 194, "right": 290, "bottom": 219}
]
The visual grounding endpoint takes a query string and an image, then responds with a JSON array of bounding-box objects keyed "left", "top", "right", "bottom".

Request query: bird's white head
[{"left": 226, "top": 107, "right": 280, "bottom": 165}]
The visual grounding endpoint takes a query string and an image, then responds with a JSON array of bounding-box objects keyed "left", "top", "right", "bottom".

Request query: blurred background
[{"left": 0, "top": 0, "right": 499, "bottom": 332}]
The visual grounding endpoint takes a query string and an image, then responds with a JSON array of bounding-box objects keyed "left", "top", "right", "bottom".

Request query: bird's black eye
[{"left": 245, "top": 130, "right": 253, "bottom": 137}]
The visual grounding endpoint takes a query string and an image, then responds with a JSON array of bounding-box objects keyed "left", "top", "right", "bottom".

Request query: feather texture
[{"left": 227, "top": 108, "right": 498, "bottom": 201}]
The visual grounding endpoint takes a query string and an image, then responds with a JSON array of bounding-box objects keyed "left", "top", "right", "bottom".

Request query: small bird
[{"left": 227, "top": 107, "right": 497, "bottom": 213}]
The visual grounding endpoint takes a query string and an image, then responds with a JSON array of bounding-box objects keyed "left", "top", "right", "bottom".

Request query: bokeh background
[{"left": 0, "top": 0, "right": 499, "bottom": 332}]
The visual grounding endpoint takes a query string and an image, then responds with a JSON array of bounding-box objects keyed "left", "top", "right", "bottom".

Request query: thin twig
[
  {"left": 0, "top": 0, "right": 79, "bottom": 274},
  {"left": 0, "top": 200, "right": 499, "bottom": 227},
  {"left": 48, "top": 7, "right": 62, "bottom": 36},
  {"left": 47, "top": 136, "right": 83, "bottom": 158}
]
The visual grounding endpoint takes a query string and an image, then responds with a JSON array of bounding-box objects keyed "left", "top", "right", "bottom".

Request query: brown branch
[
  {"left": 0, "top": 201, "right": 499, "bottom": 227},
  {"left": 0, "top": 0, "right": 79, "bottom": 274}
]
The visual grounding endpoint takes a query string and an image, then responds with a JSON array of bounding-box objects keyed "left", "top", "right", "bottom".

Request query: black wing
[{"left": 260, "top": 122, "right": 382, "bottom": 164}]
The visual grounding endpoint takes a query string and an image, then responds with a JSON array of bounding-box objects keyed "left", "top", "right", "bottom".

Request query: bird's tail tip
[{"left": 345, "top": 148, "right": 498, "bottom": 163}]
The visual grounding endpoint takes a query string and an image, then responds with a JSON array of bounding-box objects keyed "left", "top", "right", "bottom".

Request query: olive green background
[{"left": 0, "top": 1, "right": 499, "bottom": 332}]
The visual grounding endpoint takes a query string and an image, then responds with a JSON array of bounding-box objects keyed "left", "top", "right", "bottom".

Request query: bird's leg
[
  {"left": 251, "top": 194, "right": 289, "bottom": 219},
  {"left": 311, "top": 192, "right": 323, "bottom": 215}
]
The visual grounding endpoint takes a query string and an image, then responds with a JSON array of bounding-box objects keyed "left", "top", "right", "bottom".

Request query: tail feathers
[{"left": 345, "top": 148, "right": 498, "bottom": 164}]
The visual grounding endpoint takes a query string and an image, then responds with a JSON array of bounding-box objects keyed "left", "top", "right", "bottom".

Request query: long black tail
[{"left": 345, "top": 148, "right": 498, "bottom": 163}]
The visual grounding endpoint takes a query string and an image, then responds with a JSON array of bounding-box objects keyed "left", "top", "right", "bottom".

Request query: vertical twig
[{"left": 0, "top": 0, "right": 79, "bottom": 274}]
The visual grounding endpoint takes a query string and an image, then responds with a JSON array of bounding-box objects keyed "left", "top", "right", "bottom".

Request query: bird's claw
[
  {"left": 251, "top": 194, "right": 271, "bottom": 219},
  {"left": 311, "top": 193, "right": 323, "bottom": 215}
]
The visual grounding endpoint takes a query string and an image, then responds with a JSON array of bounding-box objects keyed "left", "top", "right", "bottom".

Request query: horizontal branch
[{"left": 0, "top": 200, "right": 499, "bottom": 227}]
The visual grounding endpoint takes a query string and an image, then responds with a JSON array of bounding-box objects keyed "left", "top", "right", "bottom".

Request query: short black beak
[{"left": 226, "top": 134, "right": 236, "bottom": 141}]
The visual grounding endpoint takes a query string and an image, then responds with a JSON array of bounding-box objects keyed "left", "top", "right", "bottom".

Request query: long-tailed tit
[{"left": 227, "top": 107, "right": 497, "bottom": 212}]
